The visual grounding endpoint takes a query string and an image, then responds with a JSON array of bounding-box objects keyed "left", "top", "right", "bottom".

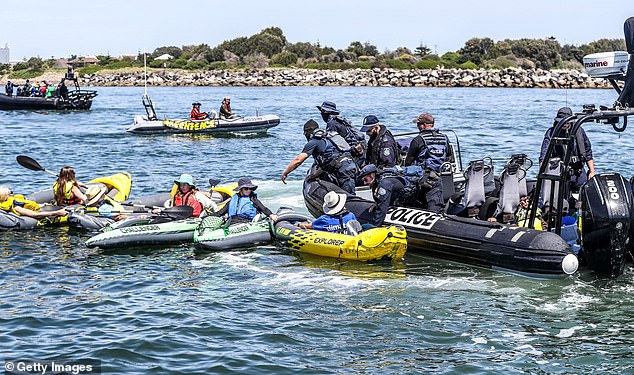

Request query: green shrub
[
  {"left": 355, "top": 61, "right": 372, "bottom": 69},
  {"left": 77, "top": 65, "right": 103, "bottom": 76},
  {"left": 185, "top": 60, "right": 208, "bottom": 70},
  {"left": 8, "top": 69, "right": 43, "bottom": 79},
  {"left": 385, "top": 59, "right": 412, "bottom": 69},
  {"left": 208, "top": 61, "right": 229, "bottom": 70},
  {"left": 271, "top": 51, "right": 298, "bottom": 66},
  {"left": 415, "top": 60, "right": 441, "bottom": 69},
  {"left": 105, "top": 61, "right": 133, "bottom": 70},
  {"left": 459, "top": 61, "right": 478, "bottom": 70},
  {"left": 170, "top": 58, "right": 187, "bottom": 69}
]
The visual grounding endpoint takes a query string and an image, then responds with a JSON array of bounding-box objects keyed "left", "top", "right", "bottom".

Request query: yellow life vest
[
  {"left": 516, "top": 206, "right": 543, "bottom": 230},
  {"left": 53, "top": 181, "right": 82, "bottom": 205},
  {"left": 0, "top": 195, "right": 41, "bottom": 215}
]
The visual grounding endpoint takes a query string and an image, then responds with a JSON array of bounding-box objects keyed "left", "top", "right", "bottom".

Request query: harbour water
[{"left": 1, "top": 86, "right": 633, "bottom": 374}]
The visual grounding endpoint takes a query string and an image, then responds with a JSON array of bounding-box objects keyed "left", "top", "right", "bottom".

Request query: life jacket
[
  {"left": 515, "top": 205, "right": 543, "bottom": 230},
  {"left": 312, "top": 129, "right": 351, "bottom": 170},
  {"left": 312, "top": 211, "right": 356, "bottom": 234},
  {"left": 415, "top": 130, "right": 450, "bottom": 172},
  {"left": 53, "top": 181, "right": 83, "bottom": 206},
  {"left": 227, "top": 194, "right": 258, "bottom": 220},
  {"left": 173, "top": 191, "right": 202, "bottom": 217},
  {"left": 378, "top": 166, "right": 422, "bottom": 206},
  {"left": 0, "top": 195, "right": 41, "bottom": 215},
  {"left": 328, "top": 116, "right": 366, "bottom": 151},
  {"left": 190, "top": 107, "right": 207, "bottom": 121}
]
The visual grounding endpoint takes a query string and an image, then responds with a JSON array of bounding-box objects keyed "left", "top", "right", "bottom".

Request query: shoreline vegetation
[{"left": 1, "top": 67, "right": 612, "bottom": 89}]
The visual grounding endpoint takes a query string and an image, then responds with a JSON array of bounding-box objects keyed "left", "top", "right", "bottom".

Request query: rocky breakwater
[{"left": 82, "top": 67, "right": 611, "bottom": 89}]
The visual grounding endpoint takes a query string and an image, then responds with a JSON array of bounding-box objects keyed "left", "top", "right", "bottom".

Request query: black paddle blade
[
  {"left": 16, "top": 155, "right": 45, "bottom": 172},
  {"left": 160, "top": 205, "right": 194, "bottom": 220},
  {"left": 208, "top": 178, "right": 221, "bottom": 187}
]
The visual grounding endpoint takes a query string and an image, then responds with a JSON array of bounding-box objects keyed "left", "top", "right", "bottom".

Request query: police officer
[
  {"left": 359, "top": 164, "right": 406, "bottom": 226},
  {"left": 360, "top": 115, "right": 399, "bottom": 169},
  {"left": 317, "top": 101, "right": 366, "bottom": 168},
  {"left": 281, "top": 119, "right": 357, "bottom": 194},
  {"left": 540, "top": 106, "right": 595, "bottom": 194},
  {"left": 404, "top": 113, "right": 450, "bottom": 212},
  {"left": 5, "top": 80, "right": 13, "bottom": 97}
]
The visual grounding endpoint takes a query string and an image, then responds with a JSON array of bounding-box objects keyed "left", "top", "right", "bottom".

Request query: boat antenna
[{"left": 144, "top": 52, "right": 148, "bottom": 97}]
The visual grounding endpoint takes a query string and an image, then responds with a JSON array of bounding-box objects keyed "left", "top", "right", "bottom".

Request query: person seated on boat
[
  {"left": 539, "top": 107, "right": 595, "bottom": 207},
  {"left": 298, "top": 191, "right": 357, "bottom": 233},
  {"left": 359, "top": 164, "right": 408, "bottom": 227},
  {"left": 22, "top": 80, "right": 31, "bottom": 96},
  {"left": 219, "top": 96, "right": 237, "bottom": 119},
  {"left": 36, "top": 81, "right": 47, "bottom": 97},
  {"left": 190, "top": 102, "right": 208, "bottom": 121},
  {"left": 5, "top": 80, "right": 14, "bottom": 97},
  {"left": 281, "top": 119, "right": 357, "bottom": 194},
  {"left": 169, "top": 174, "right": 205, "bottom": 217},
  {"left": 58, "top": 80, "right": 69, "bottom": 100},
  {"left": 84, "top": 185, "right": 128, "bottom": 219},
  {"left": 404, "top": 113, "right": 450, "bottom": 213},
  {"left": 0, "top": 186, "right": 67, "bottom": 219},
  {"left": 317, "top": 100, "right": 366, "bottom": 168},
  {"left": 166, "top": 174, "right": 217, "bottom": 217},
  {"left": 213, "top": 177, "right": 278, "bottom": 224},
  {"left": 53, "top": 166, "right": 88, "bottom": 206},
  {"left": 360, "top": 115, "right": 399, "bottom": 169}
]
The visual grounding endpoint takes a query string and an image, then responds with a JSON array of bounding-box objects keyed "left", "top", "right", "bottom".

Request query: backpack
[{"left": 334, "top": 116, "right": 366, "bottom": 149}]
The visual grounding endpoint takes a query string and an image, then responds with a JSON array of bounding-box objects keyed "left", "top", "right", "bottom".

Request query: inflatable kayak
[
  {"left": 1, "top": 172, "right": 132, "bottom": 231},
  {"left": 193, "top": 216, "right": 273, "bottom": 252},
  {"left": 85, "top": 183, "right": 236, "bottom": 248},
  {"left": 303, "top": 178, "right": 578, "bottom": 276},
  {"left": 273, "top": 209, "right": 407, "bottom": 261}
]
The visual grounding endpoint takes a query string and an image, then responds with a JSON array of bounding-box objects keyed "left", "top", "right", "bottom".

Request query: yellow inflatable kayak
[
  {"left": 274, "top": 210, "right": 407, "bottom": 261},
  {"left": 88, "top": 172, "right": 133, "bottom": 202}
]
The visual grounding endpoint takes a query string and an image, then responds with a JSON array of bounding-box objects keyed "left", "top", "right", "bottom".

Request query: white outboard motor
[
  {"left": 583, "top": 51, "right": 630, "bottom": 78},
  {"left": 580, "top": 173, "right": 632, "bottom": 277}
]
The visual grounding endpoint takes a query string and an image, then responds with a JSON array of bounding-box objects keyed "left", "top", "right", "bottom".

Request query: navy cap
[
  {"left": 360, "top": 115, "right": 380, "bottom": 132},
  {"left": 359, "top": 164, "right": 377, "bottom": 178}
]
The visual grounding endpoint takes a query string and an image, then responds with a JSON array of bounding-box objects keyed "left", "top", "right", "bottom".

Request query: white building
[{"left": 0, "top": 44, "right": 9, "bottom": 64}]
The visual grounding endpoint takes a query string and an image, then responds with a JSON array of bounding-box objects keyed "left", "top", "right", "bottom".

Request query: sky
[{"left": 2, "top": 0, "right": 633, "bottom": 61}]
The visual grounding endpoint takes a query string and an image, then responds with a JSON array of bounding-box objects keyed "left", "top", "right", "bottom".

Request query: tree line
[{"left": 2, "top": 26, "right": 626, "bottom": 78}]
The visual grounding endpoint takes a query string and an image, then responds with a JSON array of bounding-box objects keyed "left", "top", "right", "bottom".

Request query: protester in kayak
[
  {"left": 214, "top": 178, "right": 278, "bottom": 223},
  {"left": 299, "top": 191, "right": 357, "bottom": 233},
  {"left": 190, "top": 102, "right": 208, "bottom": 121},
  {"left": 53, "top": 166, "right": 88, "bottom": 206},
  {"left": 219, "top": 96, "right": 236, "bottom": 119},
  {"left": 404, "top": 113, "right": 451, "bottom": 212},
  {"left": 360, "top": 115, "right": 399, "bottom": 169},
  {"left": 539, "top": 107, "right": 595, "bottom": 201},
  {"left": 281, "top": 119, "right": 357, "bottom": 194},
  {"left": 317, "top": 100, "right": 366, "bottom": 168},
  {"left": 167, "top": 174, "right": 206, "bottom": 217},
  {"left": 84, "top": 185, "right": 127, "bottom": 219},
  {"left": 0, "top": 186, "right": 67, "bottom": 219}
]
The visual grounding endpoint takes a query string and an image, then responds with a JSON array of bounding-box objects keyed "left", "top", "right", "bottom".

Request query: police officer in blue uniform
[
  {"left": 404, "top": 113, "right": 450, "bottom": 212},
  {"left": 358, "top": 164, "right": 406, "bottom": 227},
  {"left": 317, "top": 101, "right": 367, "bottom": 168},
  {"left": 281, "top": 119, "right": 357, "bottom": 194},
  {"left": 360, "top": 115, "right": 399, "bottom": 170}
]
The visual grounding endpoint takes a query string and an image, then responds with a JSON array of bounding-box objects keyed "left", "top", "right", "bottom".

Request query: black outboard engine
[{"left": 580, "top": 173, "right": 632, "bottom": 277}]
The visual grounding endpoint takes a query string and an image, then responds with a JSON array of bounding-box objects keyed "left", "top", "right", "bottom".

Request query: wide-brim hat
[
  {"left": 85, "top": 185, "right": 107, "bottom": 206},
  {"left": 234, "top": 177, "right": 258, "bottom": 191},
  {"left": 554, "top": 107, "right": 573, "bottom": 121},
  {"left": 174, "top": 173, "right": 196, "bottom": 187},
  {"left": 322, "top": 191, "right": 347, "bottom": 215},
  {"left": 316, "top": 101, "right": 339, "bottom": 114},
  {"left": 192, "top": 102, "right": 201, "bottom": 106}
]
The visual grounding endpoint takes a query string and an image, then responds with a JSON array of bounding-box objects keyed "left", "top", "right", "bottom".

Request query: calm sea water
[{"left": 1, "top": 86, "right": 634, "bottom": 374}]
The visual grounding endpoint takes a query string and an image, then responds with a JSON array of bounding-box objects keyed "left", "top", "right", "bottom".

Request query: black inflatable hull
[
  {"left": 0, "top": 93, "right": 93, "bottom": 110},
  {"left": 303, "top": 179, "right": 578, "bottom": 277}
]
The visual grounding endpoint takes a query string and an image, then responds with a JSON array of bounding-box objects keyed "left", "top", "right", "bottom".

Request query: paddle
[
  {"left": 208, "top": 178, "right": 221, "bottom": 188},
  {"left": 16, "top": 155, "right": 58, "bottom": 177},
  {"left": 73, "top": 205, "right": 194, "bottom": 220}
]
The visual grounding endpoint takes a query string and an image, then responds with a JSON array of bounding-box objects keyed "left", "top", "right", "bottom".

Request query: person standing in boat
[
  {"left": 298, "top": 191, "right": 357, "bottom": 233},
  {"left": 539, "top": 106, "right": 595, "bottom": 198},
  {"left": 219, "top": 96, "right": 237, "bottom": 119},
  {"left": 281, "top": 119, "right": 358, "bottom": 194},
  {"left": 0, "top": 186, "right": 67, "bottom": 219},
  {"left": 213, "top": 178, "right": 278, "bottom": 223},
  {"left": 190, "top": 102, "right": 208, "bottom": 121},
  {"left": 58, "top": 80, "right": 69, "bottom": 100},
  {"left": 317, "top": 101, "right": 366, "bottom": 168},
  {"left": 53, "top": 166, "right": 88, "bottom": 206},
  {"left": 5, "top": 81, "right": 13, "bottom": 96},
  {"left": 404, "top": 113, "right": 450, "bottom": 213},
  {"left": 360, "top": 115, "right": 399, "bottom": 169},
  {"left": 22, "top": 80, "right": 31, "bottom": 96}
]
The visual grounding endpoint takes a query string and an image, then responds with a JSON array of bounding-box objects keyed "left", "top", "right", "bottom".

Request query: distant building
[
  {"left": 155, "top": 53, "right": 173, "bottom": 61},
  {"left": 0, "top": 44, "right": 9, "bottom": 64},
  {"left": 68, "top": 56, "right": 100, "bottom": 66}
]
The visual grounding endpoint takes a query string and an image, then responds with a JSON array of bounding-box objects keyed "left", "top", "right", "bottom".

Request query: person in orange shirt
[{"left": 190, "top": 102, "right": 208, "bottom": 120}]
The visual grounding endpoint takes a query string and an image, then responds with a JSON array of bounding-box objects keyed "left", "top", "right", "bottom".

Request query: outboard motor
[{"left": 580, "top": 173, "right": 632, "bottom": 277}]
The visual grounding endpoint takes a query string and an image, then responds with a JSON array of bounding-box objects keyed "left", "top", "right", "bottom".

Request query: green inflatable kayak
[{"left": 194, "top": 216, "right": 273, "bottom": 252}]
